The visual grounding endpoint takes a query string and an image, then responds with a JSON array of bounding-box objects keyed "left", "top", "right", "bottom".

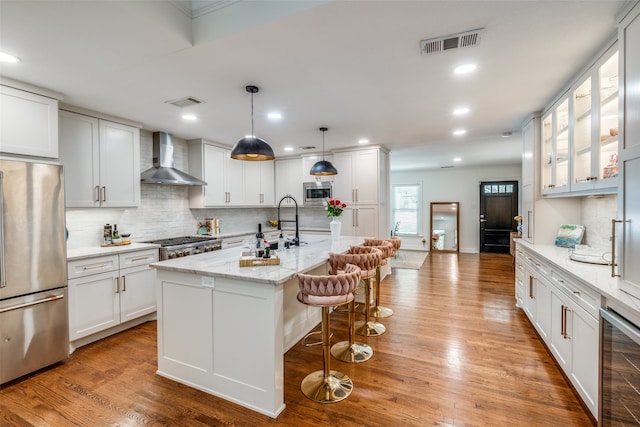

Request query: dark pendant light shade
[
  {"left": 310, "top": 127, "right": 338, "bottom": 176},
  {"left": 231, "top": 85, "right": 275, "bottom": 161}
]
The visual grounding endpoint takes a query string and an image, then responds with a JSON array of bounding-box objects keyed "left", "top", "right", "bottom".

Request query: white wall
[{"left": 391, "top": 164, "right": 522, "bottom": 253}]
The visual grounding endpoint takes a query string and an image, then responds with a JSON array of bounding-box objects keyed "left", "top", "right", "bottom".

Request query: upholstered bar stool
[
  {"left": 328, "top": 248, "right": 381, "bottom": 363},
  {"left": 388, "top": 236, "right": 402, "bottom": 258},
  {"left": 347, "top": 245, "right": 386, "bottom": 337},
  {"left": 362, "top": 239, "right": 395, "bottom": 318},
  {"left": 296, "top": 264, "right": 361, "bottom": 403}
]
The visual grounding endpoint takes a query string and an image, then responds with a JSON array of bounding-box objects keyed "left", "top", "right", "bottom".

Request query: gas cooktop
[{"left": 144, "top": 236, "right": 220, "bottom": 247}]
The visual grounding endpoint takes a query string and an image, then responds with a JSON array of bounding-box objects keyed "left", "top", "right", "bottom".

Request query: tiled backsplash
[
  {"left": 65, "top": 130, "right": 329, "bottom": 249},
  {"left": 580, "top": 194, "right": 617, "bottom": 251}
]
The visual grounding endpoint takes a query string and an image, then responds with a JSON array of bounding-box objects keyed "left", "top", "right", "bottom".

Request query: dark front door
[{"left": 480, "top": 181, "right": 518, "bottom": 253}]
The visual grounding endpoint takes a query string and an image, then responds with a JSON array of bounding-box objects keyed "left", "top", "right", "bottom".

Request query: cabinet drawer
[
  {"left": 68, "top": 255, "right": 118, "bottom": 279},
  {"left": 119, "top": 249, "right": 158, "bottom": 269},
  {"left": 550, "top": 269, "right": 601, "bottom": 318}
]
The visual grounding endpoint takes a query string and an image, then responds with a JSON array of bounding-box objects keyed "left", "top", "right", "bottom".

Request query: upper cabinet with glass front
[
  {"left": 541, "top": 42, "right": 619, "bottom": 197},
  {"left": 542, "top": 97, "right": 570, "bottom": 194},
  {"left": 571, "top": 46, "right": 619, "bottom": 193}
]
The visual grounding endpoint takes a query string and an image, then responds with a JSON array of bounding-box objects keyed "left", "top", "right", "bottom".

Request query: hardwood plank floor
[{"left": 0, "top": 253, "right": 594, "bottom": 426}]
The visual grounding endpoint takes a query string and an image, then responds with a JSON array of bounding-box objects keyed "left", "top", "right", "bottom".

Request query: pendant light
[
  {"left": 310, "top": 127, "right": 338, "bottom": 176},
  {"left": 230, "top": 85, "right": 275, "bottom": 161}
]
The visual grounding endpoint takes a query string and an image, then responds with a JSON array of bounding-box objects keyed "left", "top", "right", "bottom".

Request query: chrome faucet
[{"left": 277, "top": 195, "right": 300, "bottom": 246}]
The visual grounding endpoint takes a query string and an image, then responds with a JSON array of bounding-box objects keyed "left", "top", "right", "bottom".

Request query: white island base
[{"left": 153, "top": 236, "right": 366, "bottom": 418}]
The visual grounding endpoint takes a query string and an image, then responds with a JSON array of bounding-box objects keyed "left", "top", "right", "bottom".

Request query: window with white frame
[{"left": 391, "top": 184, "right": 421, "bottom": 236}]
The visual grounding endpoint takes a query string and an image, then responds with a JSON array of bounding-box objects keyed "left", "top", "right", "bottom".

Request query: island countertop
[{"left": 150, "top": 234, "right": 367, "bottom": 285}]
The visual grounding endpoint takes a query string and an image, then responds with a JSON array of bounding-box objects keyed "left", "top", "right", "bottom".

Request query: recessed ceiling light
[
  {"left": 267, "top": 112, "right": 282, "bottom": 120},
  {"left": 358, "top": 138, "right": 369, "bottom": 145},
  {"left": 453, "top": 157, "right": 462, "bottom": 162},
  {"left": 453, "top": 107, "right": 470, "bottom": 115},
  {"left": 284, "top": 146, "right": 294, "bottom": 152},
  {"left": 501, "top": 131, "right": 513, "bottom": 138},
  {"left": 182, "top": 114, "right": 197, "bottom": 121},
  {"left": 0, "top": 52, "right": 20, "bottom": 63},
  {"left": 453, "top": 129, "right": 467, "bottom": 136},
  {"left": 454, "top": 64, "right": 477, "bottom": 75}
]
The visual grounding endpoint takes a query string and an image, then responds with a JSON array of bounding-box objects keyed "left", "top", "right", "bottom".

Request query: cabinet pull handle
[
  {"left": 101, "top": 186, "right": 107, "bottom": 202},
  {"left": 95, "top": 186, "right": 100, "bottom": 202},
  {"left": 130, "top": 256, "right": 151, "bottom": 262},
  {"left": 355, "top": 188, "right": 358, "bottom": 203},
  {"left": 529, "top": 276, "right": 534, "bottom": 299},
  {"left": 115, "top": 276, "right": 120, "bottom": 294},
  {"left": 122, "top": 275, "right": 126, "bottom": 292},
  {"left": 561, "top": 305, "right": 571, "bottom": 339},
  {"left": 83, "top": 263, "right": 109, "bottom": 271},
  {"left": 527, "top": 210, "right": 532, "bottom": 239},
  {"left": 611, "top": 219, "right": 629, "bottom": 277}
]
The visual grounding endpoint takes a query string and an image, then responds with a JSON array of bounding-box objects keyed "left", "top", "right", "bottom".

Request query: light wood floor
[{"left": 0, "top": 253, "right": 594, "bottom": 426}]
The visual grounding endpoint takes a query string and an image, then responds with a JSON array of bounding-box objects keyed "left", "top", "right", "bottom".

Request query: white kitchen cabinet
[
  {"left": 331, "top": 147, "right": 388, "bottom": 238},
  {"left": 570, "top": 44, "right": 619, "bottom": 194},
  {"left": 59, "top": 110, "right": 140, "bottom": 208},
  {"left": 340, "top": 205, "right": 378, "bottom": 238},
  {"left": 245, "top": 160, "right": 275, "bottom": 206},
  {"left": 189, "top": 139, "right": 272, "bottom": 207},
  {"left": 548, "top": 282, "right": 598, "bottom": 416},
  {"left": 333, "top": 149, "right": 379, "bottom": 205},
  {"left": 275, "top": 157, "right": 303, "bottom": 206},
  {"left": 521, "top": 114, "right": 540, "bottom": 242},
  {"left": 0, "top": 83, "right": 59, "bottom": 158},
  {"left": 67, "top": 249, "right": 158, "bottom": 343},
  {"left": 617, "top": 3, "right": 640, "bottom": 300},
  {"left": 515, "top": 242, "right": 600, "bottom": 417},
  {"left": 541, "top": 97, "right": 570, "bottom": 195}
]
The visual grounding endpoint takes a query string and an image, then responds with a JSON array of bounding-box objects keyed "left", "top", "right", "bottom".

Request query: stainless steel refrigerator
[{"left": 0, "top": 159, "right": 68, "bottom": 385}]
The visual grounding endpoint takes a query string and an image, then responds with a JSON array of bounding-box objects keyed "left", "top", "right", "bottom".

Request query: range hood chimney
[{"left": 140, "top": 132, "right": 206, "bottom": 186}]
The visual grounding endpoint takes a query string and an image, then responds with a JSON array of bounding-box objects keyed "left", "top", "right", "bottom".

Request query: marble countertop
[
  {"left": 67, "top": 243, "right": 160, "bottom": 261},
  {"left": 517, "top": 240, "right": 640, "bottom": 323},
  {"left": 150, "top": 234, "right": 364, "bottom": 286}
]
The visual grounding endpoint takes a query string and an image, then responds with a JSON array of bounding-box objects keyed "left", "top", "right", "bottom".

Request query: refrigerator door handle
[
  {"left": 0, "top": 171, "right": 5, "bottom": 288},
  {"left": 0, "top": 294, "right": 65, "bottom": 314}
]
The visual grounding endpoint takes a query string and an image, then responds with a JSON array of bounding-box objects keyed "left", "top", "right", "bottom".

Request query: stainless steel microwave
[{"left": 303, "top": 181, "right": 333, "bottom": 205}]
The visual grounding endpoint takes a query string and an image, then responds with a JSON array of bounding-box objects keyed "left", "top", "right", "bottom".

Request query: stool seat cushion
[{"left": 297, "top": 264, "right": 361, "bottom": 307}]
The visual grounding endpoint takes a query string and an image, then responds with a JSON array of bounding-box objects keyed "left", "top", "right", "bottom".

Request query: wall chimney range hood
[{"left": 141, "top": 132, "right": 207, "bottom": 186}]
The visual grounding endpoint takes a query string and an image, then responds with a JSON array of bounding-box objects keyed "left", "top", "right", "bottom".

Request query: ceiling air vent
[
  {"left": 165, "top": 96, "right": 206, "bottom": 108},
  {"left": 299, "top": 146, "right": 317, "bottom": 150},
  {"left": 420, "top": 28, "right": 484, "bottom": 56}
]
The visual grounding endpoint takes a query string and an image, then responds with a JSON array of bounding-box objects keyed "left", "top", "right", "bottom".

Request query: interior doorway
[{"left": 479, "top": 181, "right": 518, "bottom": 253}]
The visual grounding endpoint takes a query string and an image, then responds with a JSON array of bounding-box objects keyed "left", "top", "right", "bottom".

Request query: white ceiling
[{"left": 0, "top": 0, "right": 631, "bottom": 172}]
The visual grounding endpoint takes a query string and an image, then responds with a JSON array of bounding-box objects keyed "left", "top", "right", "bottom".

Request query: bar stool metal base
[
  {"left": 331, "top": 340, "right": 373, "bottom": 363},
  {"left": 369, "top": 305, "right": 394, "bottom": 318},
  {"left": 355, "top": 320, "right": 386, "bottom": 337},
  {"left": 301, "top": 370, "right": 353, "bottom": 403}
]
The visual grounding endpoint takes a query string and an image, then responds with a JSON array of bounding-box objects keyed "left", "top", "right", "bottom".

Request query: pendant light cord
[
  {"left": 251, "top": 91, "right": 254, "bottom": 138},
  {"left": 322, "top": 129, "right": 325, "bottom": 160}
]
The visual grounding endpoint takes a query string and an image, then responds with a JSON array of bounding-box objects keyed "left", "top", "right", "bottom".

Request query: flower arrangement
[
  {"left": 326, "top": 198, "right": 347, "bottom": 217},
  {"left": 514, "top": 215, "right": 523, "bottom": 234}
]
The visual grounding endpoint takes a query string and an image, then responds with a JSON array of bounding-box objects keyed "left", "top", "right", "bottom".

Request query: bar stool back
[
  {"left": 362, "top": 239, "right": 395, "bottom": 318},
  {"left": 328, "top": 248, "right": 381, "bottom": 363},
  {"left": 296, "top": 264, "right": 361, "bottom": 403},
  {"left": 348, "top": 245, "right": 386, "bottom": 336}
]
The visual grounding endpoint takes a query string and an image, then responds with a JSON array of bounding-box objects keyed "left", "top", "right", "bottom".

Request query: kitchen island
[{"left": 150, "top": 234, "right": 366, "bottom": 418}]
